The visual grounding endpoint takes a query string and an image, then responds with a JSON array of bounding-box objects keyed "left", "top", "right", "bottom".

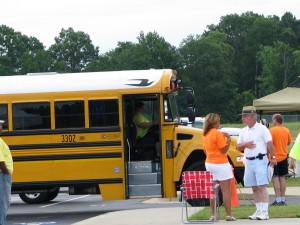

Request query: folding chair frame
[{"left": 181, "top": 171, "right": 220, "bottom": 224}]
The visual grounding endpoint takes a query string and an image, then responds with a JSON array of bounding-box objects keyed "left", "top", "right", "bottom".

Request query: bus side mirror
[
  {"left": 187, "top": 107, "right": 196, "bottom": 123},
  {"left": 186, "top": 89, "right": 194, "bottom": 105}
]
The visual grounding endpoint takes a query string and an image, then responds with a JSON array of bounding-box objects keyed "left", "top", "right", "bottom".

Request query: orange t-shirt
[
  {"left": 203, "top": 128, "right": 228, "bottom": 164},
  {"left": 270, "top": 125, "right": 292, "bottom": 162}
]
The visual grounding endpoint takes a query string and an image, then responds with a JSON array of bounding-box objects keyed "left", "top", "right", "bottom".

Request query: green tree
[
  {"left": 279, "top": 12, "right": 300, "bottom": 48},
  {"left": 179, "top": 32, "right": 238, "bottom": 122},
  {"left": 136, "top": 31, "right": 180, "bottom": 69},
  {"left": 292, "top": 50, "right": 300, "bottom": 77},
  {"left": 207, "top": 12, "right": 281, "bottom": 96},
  {"left": 207, "top": 12, "right": 261, "bottom": 92},
  {"left": 20, "top": 50, "right": 53, "bottom": 74},
  {"left": 85, "top": 41, "right": 143, "bottom": 71},
  {"left": 86, "top": 31, "right": 180, "bottom": 72},
  {"left": 257, "top": 41, "right": 294, "bottom": 96},
  {"left": 0, "top": 25, "right": 44, "bottom": 75},
  {"left": 49, "top": 27, "right": 99, "bottom": 72}
]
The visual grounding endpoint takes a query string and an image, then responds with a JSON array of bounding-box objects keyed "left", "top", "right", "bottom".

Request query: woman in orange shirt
[{"left": 203, "top": 113, "right": 236, "bottom": 221}]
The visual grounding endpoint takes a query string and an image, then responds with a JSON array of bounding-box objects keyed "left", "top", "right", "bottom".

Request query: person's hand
[
  {"left": 289, "top": 157, "right": 296, "bottom": 172},
  {"left": 245, "top": 141, "right": 256, "bottom": 150},
  {"left": 269, "top": 158, "right": 277, "bottom": 167},
  {"left": 222, "top": 132, "right": 230, "bottom": 139}
]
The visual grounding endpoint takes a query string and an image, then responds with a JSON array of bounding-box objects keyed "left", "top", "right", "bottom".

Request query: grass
[
  {"left": 190, "top": 205, "right": 300, "bottom": 220},
  {"left": 277, "top": 176, "right": 300, "bottom": 187},
  {"left": 222, "top": 121, "right": 300, "bottom": 140},
  {"left": 235, "top": 176, "right": 300, "bottom": 189},
  {"left": 237, "top": 177, "right": 300, "bottom": 188},
  {"left": 190, "top": 177, "right": 300, "bottom": 220}
]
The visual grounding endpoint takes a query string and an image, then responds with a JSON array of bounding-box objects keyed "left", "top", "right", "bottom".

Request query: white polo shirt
[{"left": 238, "top": 122, "right": 272, "bottom": 158}]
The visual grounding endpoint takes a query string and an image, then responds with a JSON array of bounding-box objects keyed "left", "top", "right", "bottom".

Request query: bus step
[
  {"left": 128, "top": 172, "right": 161, "bottom": 185},
  {"left": 128, "top": 161, "right": 160, "bottom": 173},
  {"left": 129, "top": 184, "right": 161, "bottom": 196}
]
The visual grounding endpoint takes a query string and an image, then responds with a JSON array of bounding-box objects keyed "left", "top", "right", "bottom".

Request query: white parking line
[{"left": 40, "top": 195, "right": 90, "bottom": 208}]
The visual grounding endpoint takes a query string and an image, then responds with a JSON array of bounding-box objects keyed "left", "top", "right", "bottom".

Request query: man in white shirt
[{"left": 237, "top": 106, "right": 276, "bottom": 220}]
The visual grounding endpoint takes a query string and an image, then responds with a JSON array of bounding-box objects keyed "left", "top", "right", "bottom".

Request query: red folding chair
[{"left": 181, "top": 171, "right": 219, "bottom": 224}]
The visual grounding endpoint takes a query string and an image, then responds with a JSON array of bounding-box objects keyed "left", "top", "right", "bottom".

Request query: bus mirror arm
[{"left": 174, "top": 142, "right": 181, "bottom": 157}]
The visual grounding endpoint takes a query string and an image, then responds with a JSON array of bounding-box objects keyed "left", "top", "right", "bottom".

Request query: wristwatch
[{"left": 271, "top": 156, "right": 276, "bottom": 159}]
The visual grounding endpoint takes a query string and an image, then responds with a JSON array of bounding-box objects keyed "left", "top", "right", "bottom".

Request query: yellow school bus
[{"left": 0, "top": 69, "right": 244, "bottom": 204}]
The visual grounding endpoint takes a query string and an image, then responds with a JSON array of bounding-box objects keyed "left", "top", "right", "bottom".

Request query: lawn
[
  {"left": 235, "top": 175, "right": 300, "bottom": 189},
  {"left": 189, "top": 176, "right": 300, "bottom": 220},
  {"left": 223, "top": 121, "right": 300, "bottom": 143},
  {"left": 190, "top": 205, "right": 300, "bottom": 220}
]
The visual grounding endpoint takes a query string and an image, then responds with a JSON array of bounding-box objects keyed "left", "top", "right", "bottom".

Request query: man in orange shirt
[{"left": 270, "top": 114, "right": 292, "bottom": 205}]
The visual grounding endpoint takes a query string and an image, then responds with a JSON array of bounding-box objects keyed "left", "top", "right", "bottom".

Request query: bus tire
[
  {"left": 19, "top": 192, "right": 48, "bottom": 204},
  {"left": 184, "top": 161, "right": 223, "bottom": 207},
  {"left": 45, "top": 187, "right": 60, "bottom": 202}
]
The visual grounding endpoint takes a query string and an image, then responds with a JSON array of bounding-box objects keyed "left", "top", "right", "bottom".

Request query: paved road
[
  {"left": 6, "top": 193, "right": 180, "bottom": 225},
  {"left": 6, "top": 187, "right": 300, "bottom": 225}
]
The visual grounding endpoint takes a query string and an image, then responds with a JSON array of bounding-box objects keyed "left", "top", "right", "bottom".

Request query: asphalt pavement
[{"left": 72, "top": 187, "right": 300, "bottom": 225}]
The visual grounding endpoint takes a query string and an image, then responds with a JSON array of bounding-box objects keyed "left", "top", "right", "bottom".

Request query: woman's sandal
[
  {"left": 208, "top": 216, "right": 215, "bottom": 221},
  {"left": 226, "top": 216, "right": 236, "bottom": 221}
]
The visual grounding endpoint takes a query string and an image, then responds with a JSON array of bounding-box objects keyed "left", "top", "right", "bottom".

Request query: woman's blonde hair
[{"left": 203, "top": 113, "right": 220, "bottom": 136}]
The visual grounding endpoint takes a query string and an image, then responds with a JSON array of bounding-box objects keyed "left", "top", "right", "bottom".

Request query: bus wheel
[
  {"left": 45, "top": 187, "right": 60, "bottom": 202},
  {"left": 19, "top": 192, "right": 48, "bottom": 204},
  {"left": 184, "top": 161, "right": 223, "bottom": 207}
]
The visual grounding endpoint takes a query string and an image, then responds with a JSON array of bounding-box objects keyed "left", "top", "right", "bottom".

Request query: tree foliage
[
  {"left": 179, "top": 32, "right": 238, "bottom": 122},
  {"left": 49, "top": 27, "right": 99, "bottom": 72},
  {"left": 85, "top": 31, "right": 179, "bottom": 72},
  {"left": 1, "top": 11, "right": 300, "bottom": 122},
  {"left": 0, "top": 25, "right": 44, "bottom": 75}
]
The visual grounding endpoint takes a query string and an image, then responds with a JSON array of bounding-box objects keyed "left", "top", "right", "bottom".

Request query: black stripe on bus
[
  {"left": 0, "top": 127, "right": 121, "bottom": 137},
  {"left": 9, "top": 141, "right": 121, "bottom": 150},
  {"left": 13, "top": 152, "right": 122, "bottom": 162},
  {"left": 12, "top": 178, "right": 122, "bottom": 189}
]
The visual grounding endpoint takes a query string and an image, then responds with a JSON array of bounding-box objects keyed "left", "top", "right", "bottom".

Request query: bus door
[{"left": 123, "top": 94, "right": 162, "bottom": 198}]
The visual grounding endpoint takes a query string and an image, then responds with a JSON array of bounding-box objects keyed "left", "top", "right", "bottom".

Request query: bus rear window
[
  {"left": 89, "top": 100, "right": 119, "bottom": 127},
  {"left": 12, "top": 102, "right": 50, "bottom": 130},
  {"left": 55, "top": 101, "right": 84, "bottom": 129}
]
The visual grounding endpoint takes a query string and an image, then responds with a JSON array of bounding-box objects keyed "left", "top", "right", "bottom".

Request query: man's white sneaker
[
  {"left": 248, "top": 210, "right": 260, "bottom": 220},
  {"left": 256, "top": 210, "right": 269, "bottom": 220}
]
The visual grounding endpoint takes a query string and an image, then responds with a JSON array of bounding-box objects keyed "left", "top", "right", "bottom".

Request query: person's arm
[
  {"left": 220, "top": 133, "right": 231, "bottom": 153},
  {"left": 0, "top": 161, "right": 10, "bottom": 174},
  {"left": 236, "top": 141, "right": 256, "bottom": 152},
  {"left": 137, "top": 121, "right": 154, "bottom": 129},
  {"left": 289, "top": 157, "right": 296, "bottom": 171}
]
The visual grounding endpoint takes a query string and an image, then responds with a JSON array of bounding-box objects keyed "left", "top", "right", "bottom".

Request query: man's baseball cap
[{"left": 0, "top": 120, "right": 5, "bottom": 124}]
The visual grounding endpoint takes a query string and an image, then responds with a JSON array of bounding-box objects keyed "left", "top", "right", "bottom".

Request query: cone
[
  {"left": 230, "top": 168, "right": 239, "bottom": 206},
  {"left": 290, "top": 132, "right": 300, "bottom": 160}
]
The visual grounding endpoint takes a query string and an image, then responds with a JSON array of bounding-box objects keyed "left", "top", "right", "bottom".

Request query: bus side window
[
  {"left": 55, "top": 101, "right": 84, "bottom": 129},
  {"left": 89, "top": 100, "right": 119, "bottom": 127},
  {"left": 12, "top": 102, "right": 50, "bottom": 130},
  {"left": 0, "top": 104, "right": 8, "bottom": 130}
]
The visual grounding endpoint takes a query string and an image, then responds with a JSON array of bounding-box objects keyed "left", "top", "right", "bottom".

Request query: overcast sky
[{"left": 1, "top": 0, "right": 300, "bottom": 53}]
